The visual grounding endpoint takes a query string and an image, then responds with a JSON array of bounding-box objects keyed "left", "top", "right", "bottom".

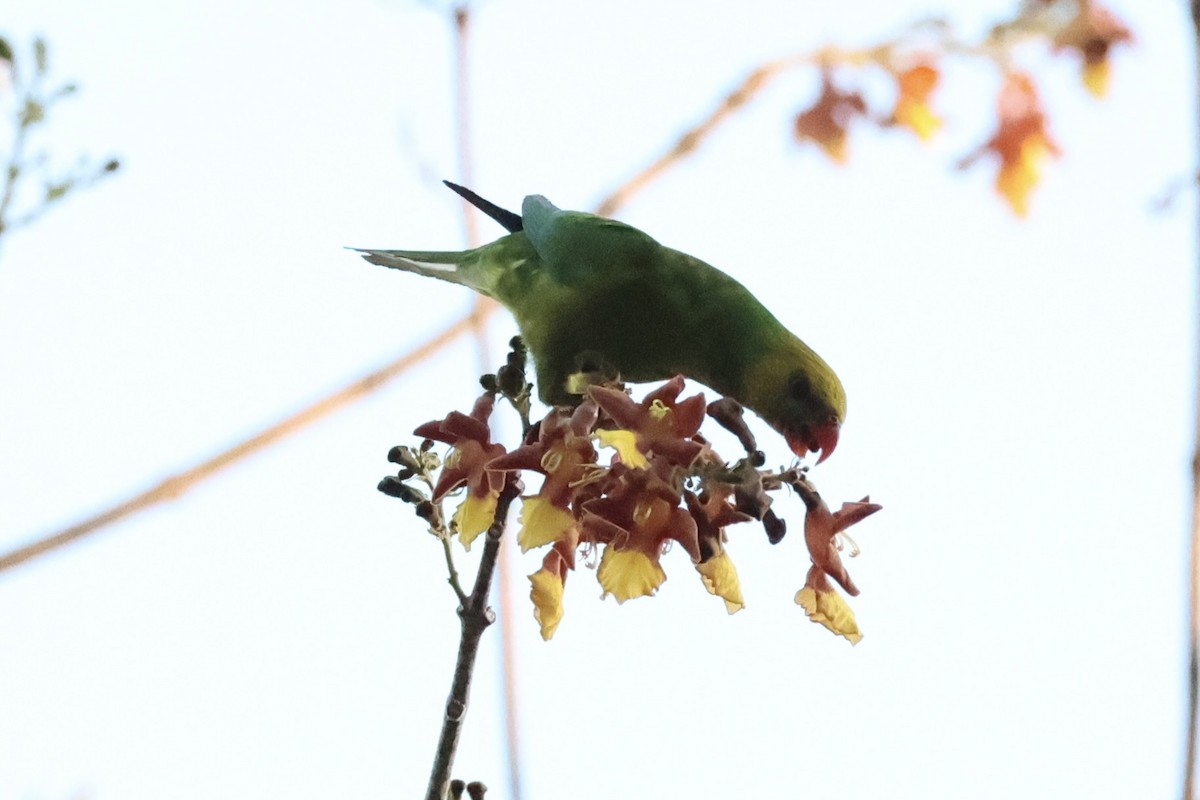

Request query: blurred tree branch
[
  {"left": 1186, "top": 1, "right": 1200, "bottom": 795},
  {"left": 0, "top": 1, "right": 1138, "bottom": 572},
  {"left": 1, "top": 4, "right": 1172, "bottom": 797},
  {"left": 0, "top": 35, "right": 119, "bottom": 255}
]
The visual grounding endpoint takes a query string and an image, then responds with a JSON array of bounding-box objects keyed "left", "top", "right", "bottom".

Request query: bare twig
[
  {"left": 426, "top": 479, "right": 521, "bottom": 800},
  {"left": 594, "top": 57, "right": 801, "bottom": 218},
  {"left": 453, "top": 6, "right": 481, "bottom": 252}
]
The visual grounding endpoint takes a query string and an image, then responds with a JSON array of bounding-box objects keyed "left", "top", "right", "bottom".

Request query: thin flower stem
[
  {"left": 441, "top": 533, "right": 470, "bottom": 607},
  {"left": 425, "top": 479, "right": 520, "bottom": 800}
]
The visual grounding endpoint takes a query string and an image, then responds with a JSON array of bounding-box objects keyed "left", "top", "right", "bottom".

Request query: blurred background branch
[
  {"left": 0, "top": 35, "right": 119, "bottom": 255},
  {"left": 0, "top": 3, "right": 1184, "bottom": 797},
  {"left": 0, "top": 0, "right": 1130, "bottom": 574}
]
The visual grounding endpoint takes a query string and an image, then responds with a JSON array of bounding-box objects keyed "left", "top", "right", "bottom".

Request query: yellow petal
[
  {"left": 517, "top": 495, "right": 576, "bottom": 552},
  {"left": 595, "top": 429, "right": 648, "bottom": 469},
  {"left": 528, "top": 567, "right": 565, "bottom": 641},
  {"left": 996, "top": 135, "right": 1051, "bottom": 217},
  {"left": 795, "top": 586, "right": 862, "bottom": 645},
  {"left": 696, "top": 552, "right": 745, "bottom": 614},
  {"left": 597, "top": 547, "right": 664, "bottom": 603},
  {"left": 452, "top": 491, "right": 498, "bottom": 550},
  {"left": 1083, "top": 58, "right": 1110, "bottom": 99},
  {"left": 895, "top": 100, "right": 941, "bottom": 141},
  {"left": 818, "top": 130, "right": 849, "bottom": 164}
]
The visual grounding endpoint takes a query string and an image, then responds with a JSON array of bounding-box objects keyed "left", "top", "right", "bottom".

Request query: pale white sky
[{"left": 0, "top": 1, "right": 1192, "bottom": 798}]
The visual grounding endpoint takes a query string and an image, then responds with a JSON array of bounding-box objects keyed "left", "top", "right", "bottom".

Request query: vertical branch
[
  {"left": 1186, "top": 5, "right": 1200, "bottom": 800},
  {"left": 453, "top": 6, "right": 482, "bottom": 251},
  {"left": 425, "top": 481, "right": 521, "bottom": 800},
  {"left": 447, "top": 7, "right": 523, "bottom": 800}
]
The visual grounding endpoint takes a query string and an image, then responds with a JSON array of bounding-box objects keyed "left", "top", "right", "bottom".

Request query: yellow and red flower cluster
[{"left": 395, "top": 375, "right": 881, "bottom": 645}]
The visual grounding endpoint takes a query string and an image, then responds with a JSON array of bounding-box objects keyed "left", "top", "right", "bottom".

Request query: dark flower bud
[
  {"left": 763, "top": 508, "right": 786, "bottom": 544},
  {"left": 706, "top": 397, "right": 757, "bottom": 454},
  {"left": 497, "top": 363, "right": 526, "bottom": 397},
  {"left": 377, "top": 476, "right": 425, "bottom": 504}
]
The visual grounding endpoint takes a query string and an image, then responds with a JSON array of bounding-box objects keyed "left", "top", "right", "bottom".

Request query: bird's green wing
[{"left": 519, "top": 195, "right": 658, "bottom": 288}]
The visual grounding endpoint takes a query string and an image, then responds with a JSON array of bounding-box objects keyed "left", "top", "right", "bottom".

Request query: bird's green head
[{"left": 743, "top": 338, "right": 846, "bottom": 464}]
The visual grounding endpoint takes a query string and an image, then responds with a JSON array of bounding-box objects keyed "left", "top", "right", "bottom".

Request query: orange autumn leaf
[{"left": 794, "top": 72, "right": 868, "bottom": 164}]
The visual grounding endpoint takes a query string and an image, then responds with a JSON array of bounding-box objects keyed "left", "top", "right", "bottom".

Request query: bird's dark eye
[{"left": 788, "top": 371, "right": 811, "bottom": 401}]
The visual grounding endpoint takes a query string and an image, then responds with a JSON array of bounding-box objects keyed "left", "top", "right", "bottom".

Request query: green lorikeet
[{"left": 355, "top": 183, "right": 846, "bottom": 463}]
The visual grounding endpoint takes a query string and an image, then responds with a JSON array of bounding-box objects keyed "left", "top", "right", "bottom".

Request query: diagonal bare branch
[{"left": 0, "top": 311, "right": 490, "bottom": 572}]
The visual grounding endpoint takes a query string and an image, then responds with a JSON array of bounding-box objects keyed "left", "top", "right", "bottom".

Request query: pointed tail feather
[
  {"left": 350, "top": 247, "right": 492, "bottom": 296},
  {"left": 443, "top": 180, "right": 523, "bottom": 233}
]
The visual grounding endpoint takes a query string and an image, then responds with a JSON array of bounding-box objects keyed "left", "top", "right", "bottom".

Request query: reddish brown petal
[
  {"left": 831, "top": 497, "right": 884, "bottom": 533},
  {"left": 589, "top": 384, "right": 643, "bottom": 430},
  {"left": 442, "top": 410, "right": 491, "bottom": 443},
  {"left": 469, "top": 392, "right": 497, "bottom": 424},
  {"left": 671, "top": 393, "right": 708, "bottom": 438}
]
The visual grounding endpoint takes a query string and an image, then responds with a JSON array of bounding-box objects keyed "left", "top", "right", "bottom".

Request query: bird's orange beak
[{"left": 786, "top": 420, "right": 840, "bottom": 464}]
